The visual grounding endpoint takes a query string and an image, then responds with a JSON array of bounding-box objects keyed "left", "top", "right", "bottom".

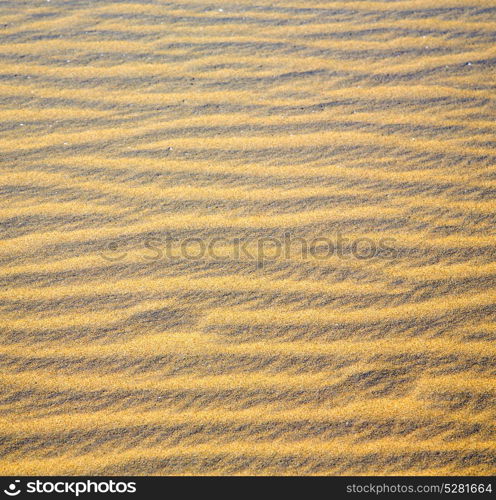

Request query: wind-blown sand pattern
[{"left": 1, "top": 0, "right": 496, "bottom": 476}]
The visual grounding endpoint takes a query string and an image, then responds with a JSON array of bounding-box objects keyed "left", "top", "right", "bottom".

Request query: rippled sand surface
[{"left": 1, "top": 0, "right": 495, "bottom": 475}]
